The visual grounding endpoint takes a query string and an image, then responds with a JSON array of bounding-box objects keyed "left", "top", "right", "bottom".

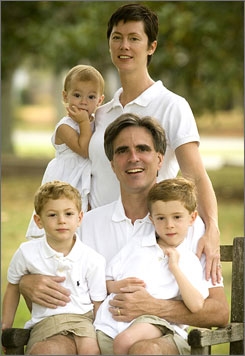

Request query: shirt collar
[
  {"left": 112, "top": 197, "right": 152, "bottom": 226},
  {"left": 141, "top": 233, "right": 187, "bottom": 250},
  {"left": 42, "top": 233, "right": 81, "bottom": 261},
  {"left": 106, "top": 81, "right": 163, "bottom": 113}
]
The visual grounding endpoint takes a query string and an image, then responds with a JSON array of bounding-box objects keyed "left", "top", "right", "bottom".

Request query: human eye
[
  {"left": 130, "top": 36, "right": 140, "bottom": 42},
  {"left": 111, "top": 34, "right": 121, "bottom": 41},
  {"left": 73, "top": 92, "right": 81, "bottom": 98},
  {"left": 66, "top": 211, "right": 75, "bottom": 216},
  {"left": 88, "top": 94, "right": 97, "bottom": 100},
  {"left": 174, "top": 215, "right": 182, "bottom": 220},
  {"left": 48, "top": 213, "right": 56, "bottom": 217},
  {"left": 115, "top": 146, "right": 128, "bottom": 155},
  {"left": 137, "top": 145, "right": 151, "bottom": 152}
]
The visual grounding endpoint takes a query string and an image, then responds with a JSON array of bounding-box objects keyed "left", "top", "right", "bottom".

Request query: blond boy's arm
[{"left": 2, "top": 283, "right": 21, "bottom": 329}]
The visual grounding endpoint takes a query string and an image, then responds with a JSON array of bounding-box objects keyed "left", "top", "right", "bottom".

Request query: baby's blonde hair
[
  {"left": 63, "top": 64, "right": 104, "bottom": 95},
  {"left": 34, "top": 181, "right": 81, "bottom": 215}
]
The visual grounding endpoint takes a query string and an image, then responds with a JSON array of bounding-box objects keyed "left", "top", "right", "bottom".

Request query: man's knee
[
  {"left": 28, "top": 335, "right": 77, "bottom": 355},
  {"left": 129, "top": 335, "right": 180, "bottom": 355}
]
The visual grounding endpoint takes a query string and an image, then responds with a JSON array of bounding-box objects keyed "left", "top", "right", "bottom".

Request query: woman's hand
[{"left": 196, "top": 232, "right": 221, "bottom": 285}]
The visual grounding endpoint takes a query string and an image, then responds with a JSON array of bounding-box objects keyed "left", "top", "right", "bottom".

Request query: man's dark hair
[{"left": 104, "top": 113, "right": 166, "bottom": 161}]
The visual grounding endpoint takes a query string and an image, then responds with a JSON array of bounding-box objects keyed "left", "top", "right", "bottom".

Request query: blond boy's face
[
  {"left": 150, "top": 200, "right": 197, "bottom": 248},
  {"left": 34, "top": 197, "right": 82, "bottom": 248}
]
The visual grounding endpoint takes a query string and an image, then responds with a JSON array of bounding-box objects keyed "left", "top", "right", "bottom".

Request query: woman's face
[{"left": 109, "top": 20, "right": 157, "bottom": 73}]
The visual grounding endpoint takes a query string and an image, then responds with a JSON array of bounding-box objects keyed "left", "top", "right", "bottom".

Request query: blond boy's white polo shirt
[{"left": 7, "top": 234, "right": 107, "bottom": 328}]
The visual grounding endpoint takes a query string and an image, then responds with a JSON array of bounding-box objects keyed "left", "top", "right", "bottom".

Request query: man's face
[{"left": 111, "top": 126, "right": 163, "bottom": 195}]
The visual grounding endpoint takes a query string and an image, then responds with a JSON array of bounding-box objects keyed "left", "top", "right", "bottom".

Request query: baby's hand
[{"left": 67, "top": 105, "right": 90, "bottom": 123}]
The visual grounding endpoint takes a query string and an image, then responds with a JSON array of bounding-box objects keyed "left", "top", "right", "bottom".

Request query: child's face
[
  {"left": 149, "top": 200, "right": 197, "bottom": 248},
  {"left": 34, "top": 197, "right": 82, "bottom": 247},
  {"left": 63, "top": 79, "right": 104, "bottom": 116}
]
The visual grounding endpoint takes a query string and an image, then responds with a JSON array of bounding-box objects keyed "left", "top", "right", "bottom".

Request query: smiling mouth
[
  {"left": 118, "top": 55, "right": 132, "bottom": 59},
  {"left": 126, "top": 168, "right": 144, "bottom": 174}
]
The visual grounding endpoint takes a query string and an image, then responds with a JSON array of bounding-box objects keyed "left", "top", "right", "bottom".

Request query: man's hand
[
  {"left": 19, "top": 274, "right": 71, "bottom": 309},
  {"left": 108, "top": 285, "right": 153, "bottom": 322},
  {"left": 196, "top": 231, "right": 221, "bottom": 285}
]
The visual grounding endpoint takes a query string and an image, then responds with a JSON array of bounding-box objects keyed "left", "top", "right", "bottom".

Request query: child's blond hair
[
  {"left": 147, "top": 177, "right": 197, "bottom": 214},
  {"left": 34, "top": 181, "right": 82, "bottom": 215}
]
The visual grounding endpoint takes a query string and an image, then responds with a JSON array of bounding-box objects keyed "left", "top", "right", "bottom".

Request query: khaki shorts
[
  {"left": 26, "top": 312, "right": 95, "bottom": 354},
  {"left": 97, "top": 315, "right": 190, "bottom": 355}
]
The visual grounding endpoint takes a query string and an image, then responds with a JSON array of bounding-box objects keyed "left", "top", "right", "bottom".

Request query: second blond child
[{"left": 94, "top": 178, "right": 209, "bottom": 355}]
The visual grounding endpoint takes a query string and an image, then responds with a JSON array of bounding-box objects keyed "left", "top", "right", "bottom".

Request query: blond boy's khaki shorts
[
  {"left": 96, "top": 315, "right": 190, "bottom": 355},
  {"left": 26, "top": 312, "right": 95, "bottom": 354}
]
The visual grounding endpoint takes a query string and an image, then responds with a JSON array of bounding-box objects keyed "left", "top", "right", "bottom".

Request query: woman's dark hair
[{"left": 107, "top": 3, "right": 158, "bottom": 65}]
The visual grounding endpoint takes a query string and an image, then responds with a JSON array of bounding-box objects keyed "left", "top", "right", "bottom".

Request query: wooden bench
[
  {"left": 2, "top": 237, "right": 244, "bottom": 355},
  {"left": 188, "top": 236, "right": 244, "bottom": 354}
]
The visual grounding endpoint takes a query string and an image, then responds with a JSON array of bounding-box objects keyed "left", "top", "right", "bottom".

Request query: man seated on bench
[{"left": 19, "top": 114, "right": 229, "bottom": 355}]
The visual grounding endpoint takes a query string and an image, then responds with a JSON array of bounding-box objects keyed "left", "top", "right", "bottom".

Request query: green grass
[{"left": 1, "top": 165, "right": 244, "bottom": 354}]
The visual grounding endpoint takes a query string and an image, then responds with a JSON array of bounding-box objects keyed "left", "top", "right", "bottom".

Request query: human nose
[
  {"left": 166, "top": 218, "right": 174, "bottom": 228},
  {"left": 128, "top": 149, "right": 140, "bottom": 162},
  {"left": 79, "top": 96, "right": 88, "bottom": 104},
  {"left": 120, "top": 38, "right": 129, "bottom": 50},
  {"left": 57, "top": 214, "right": 66, "bottom": 224}
]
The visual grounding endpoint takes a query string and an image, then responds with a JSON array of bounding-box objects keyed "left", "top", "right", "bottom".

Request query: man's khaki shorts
[
  {"left": 26, "top": 312, "right": 95, "bottom": 353},
  {"left": 96, "top": 315, "right": 190, "bottom": 355}
]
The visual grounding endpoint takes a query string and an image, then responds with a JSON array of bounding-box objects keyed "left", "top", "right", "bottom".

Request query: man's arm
[
  {"left": 19, "top": 274, "right": 71, "bottom": 309},
  {"left": 176, "top": 142, "right": 221, "bottom": 283},
  {"left": 109, "top": 286, "right": 229, "bottom": 328}
]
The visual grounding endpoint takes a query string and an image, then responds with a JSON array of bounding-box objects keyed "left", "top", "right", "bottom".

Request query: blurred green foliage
[{"left": 1, "top": 1, "right": 243, "bottom": 153}]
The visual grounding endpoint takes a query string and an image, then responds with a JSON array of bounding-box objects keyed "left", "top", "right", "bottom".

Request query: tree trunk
[{"left": 2, "top": 70, "right": 15, "bottom": 154}]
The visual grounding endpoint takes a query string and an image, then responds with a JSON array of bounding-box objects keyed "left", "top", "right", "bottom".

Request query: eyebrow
[
  {"left": 114, "top": 144, "right": 152, "bottom": 154},
  {"left": 111, "top": 30, "right": 142, "bottom": 37}
]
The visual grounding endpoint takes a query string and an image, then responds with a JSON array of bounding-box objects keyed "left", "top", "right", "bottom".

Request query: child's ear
[
  {"left": 189, "top": 211, "right": 198, "bottom": 225},
  {"left": 62, "top": 90, "right": 68, "bottom": 103},
  {"left": 97, "top": 94, "right": 105, "bottom": 107},
  {"left": 77, "top": 211, "right": 83, "bottom": 226},
  {"left": 33, "top": 214, "right": 43, "bottom": 229}
]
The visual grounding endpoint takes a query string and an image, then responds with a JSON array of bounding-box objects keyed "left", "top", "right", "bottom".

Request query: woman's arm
[{"left": 176, "top": 142, "right": 221, "bottom": 283}]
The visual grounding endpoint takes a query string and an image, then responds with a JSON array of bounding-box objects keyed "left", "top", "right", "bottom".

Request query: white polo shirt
[
  {"left": 89, "top": 80, "right": 200, "bottom": 208},
  {"left": 7, "top": 234, "right": 107, "bottom": 328},
  {"left": 80, "top": 198, "right": 223, "bottom": 289},
  {"left": 94, "top": 234, "right": 209, "bottom": 339}
]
